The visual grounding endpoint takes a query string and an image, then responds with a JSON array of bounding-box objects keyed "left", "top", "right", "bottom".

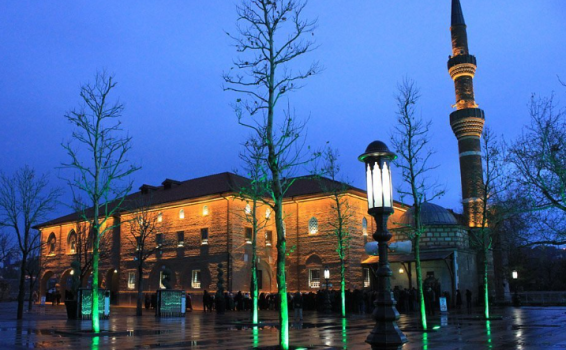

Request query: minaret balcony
[
  {"left": 447, "top": 54, "right": 477, "bottom": 70},
  {"left": 450, "top": 108, "right": 485, "bottom": 138}
]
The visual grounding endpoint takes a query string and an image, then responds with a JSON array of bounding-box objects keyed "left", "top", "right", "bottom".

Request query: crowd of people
[{"left": 140, "top": 286, "right": 474, "bottom": 315}]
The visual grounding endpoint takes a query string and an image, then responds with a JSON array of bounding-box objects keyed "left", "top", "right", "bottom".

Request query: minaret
[{"left": 447, "top": 0, "right": 485, "bottom": 226}]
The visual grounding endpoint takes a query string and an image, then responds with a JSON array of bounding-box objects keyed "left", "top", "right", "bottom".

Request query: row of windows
[
  {"left": 126, "top": 269, "right": 265, "bottom": 290},
  {"left": 46, "top": 217, "right": 370, "bottom": 255},
  {"left": 159, "top": 205, "right": 210, "bottom": 222}
]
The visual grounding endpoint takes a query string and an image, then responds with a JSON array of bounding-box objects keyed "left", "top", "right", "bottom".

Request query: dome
[{"left": 398, "top": 202, "right": 458, "bottom": 226}]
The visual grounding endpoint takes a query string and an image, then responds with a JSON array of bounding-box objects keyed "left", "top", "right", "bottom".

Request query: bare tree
[
  {"left": 224, "top": 1, "right": 320, "bottom": 347},
  {"left": 236, "top": 137, "right": 270, "bottom": 324},
  {"left": 24, "top": 230, "right": 53, "bottom": 311},
  {"left": 0, "top": 166, "right": 60, "bottom": 319},
  {"left": 123, "top": 197, "right": 168, "bottom": 316},
  {"left": 507, "top": 92, "right": 566, "bottom": 245},
  {"left": 319, "top": 148, "right": 353, "bottom": 318},
  {"left": 62, "top": 72, "right": 139, "bottom": 333},
  {"left": 468, "top": 128, "right": 508, "bottom": 318},
  {"left": 0, "top": 231, "right": 15, "bottom": 264},
  {"left": 390, "top": 78, "right": 444, "bottom": 330}
]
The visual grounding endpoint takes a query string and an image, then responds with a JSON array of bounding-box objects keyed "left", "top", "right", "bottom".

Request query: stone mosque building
[{"left": 37, "top": 0, "right": 502, "bottom": 306}]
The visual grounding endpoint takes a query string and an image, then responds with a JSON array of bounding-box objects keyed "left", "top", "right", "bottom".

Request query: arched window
[
  {"left": 68, "top": 230, "right": 77, "bottom": 254},
  {"left": 245, "top": 204, "right": 251, "bottom": 215},
  {"left": 179, "top": 209, "right": 185, "bottom": 219},
  {"left": 203, "top": 205, "right": 209, "bottom": 216},
  {"left": 47, "top": 233, "right": 56, "bottom": 255},
  {"left": 362, "top": 217, "right": 368, "bottom": 236},
  {"left": 308, "top": 217, "right": 318, "bottom": 234},
  {"left": 265, "top": 208, "right": 271, "bottom": 219},
  {"left": 157, "top": 212, "right": 163, "bottom": 222}
]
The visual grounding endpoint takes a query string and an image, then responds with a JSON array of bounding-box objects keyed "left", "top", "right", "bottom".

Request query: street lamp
[
  {"left": 323, "top": 265, "right": 332, "bottom": 313},
  {"left": 359, "top": 140, "right": 407, "bottom": 349},
  {"left": 512, "top": 270, "right": 519, "bottom": 306}
]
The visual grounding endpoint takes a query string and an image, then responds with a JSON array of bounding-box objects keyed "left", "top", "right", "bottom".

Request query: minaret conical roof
[{"left": 451, "top": 0, "right": 466, "bottom": 26}]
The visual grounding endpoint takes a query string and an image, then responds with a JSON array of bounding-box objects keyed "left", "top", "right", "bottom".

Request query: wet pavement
[{"left": 1, "top": 303, "right": 566, "bottom": 349}]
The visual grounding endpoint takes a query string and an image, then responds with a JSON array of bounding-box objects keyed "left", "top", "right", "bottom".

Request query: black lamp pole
[{"left": 360, "top": 141, "right": 407, "bottom": 350}]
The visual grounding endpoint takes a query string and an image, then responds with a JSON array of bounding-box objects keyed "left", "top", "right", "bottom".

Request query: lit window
[
  {"left": 47, "top": 233, "right": 56, "bottom": 255},
  {"left": 192, "top": 270, "right": 201, "bottom": 289},
  {"left": 128, "top": 272, "right": 136, "bottom": 290},
  {"left": 265, "top": 208, "right": 271, "bottom": 219},
  {"left": 201, "top": 228, "right": 209, "bottom": 245},
  {"left": 308, "top": 217, "right": 318, "bottom": 234},
  {"left": 177, "top": 231, "right": 184, "bottom": 247},
  {"left": 159, "top": 271, "right": 165, "bottom": 289},
  {"left": 203, "top": 205, "right": 209, "bottom": 216},
  {"left": 265, "top": 230, "right": 273, "bottom": 247},
  {"left": 309, "top": 269, "right": 321, "bottom": 288},
  {"left": 135, "top": 236, "right": 141, "bottom": 251},
  {"left": 244, "top": 253, "right": 249, "bottom": 262},
  {"left": 68, "top": 230, "right": 77, "bottom": 254},
  {"left": 245, "top": 227, "right": 252, "bottom": 244},
  {"left": 245, "top": 204, "right": 251, "bottom": 215},
  {"left": 157, "top": 212, "right": 163, "bottom": 222},
  {"left": 363, "top": 268, "right": 371, "bottom": 288},
  {"left": 179, "top": 209, "right": 185, "bottom": 219},
  {"left": 362, "top": 217, "right": 368, "bottom": 236}
]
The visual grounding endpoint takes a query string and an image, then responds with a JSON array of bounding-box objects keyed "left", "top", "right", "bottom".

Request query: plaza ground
[{"left": 1, "top": 303, "right": 566, "bottom": 349}]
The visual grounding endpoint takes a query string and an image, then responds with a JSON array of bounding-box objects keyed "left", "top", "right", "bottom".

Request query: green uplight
[
  {"left": 253, "top": 326, "right": 259, "bottom": 348},
  {"left": 432, "top": 325, "right": 441, "bottom": 330},
  {"left": 423, "top": 332, "right": 429, "bottom": 350},
  {"left": 91, "top": 336, "right": 100, "bottom": 350}
]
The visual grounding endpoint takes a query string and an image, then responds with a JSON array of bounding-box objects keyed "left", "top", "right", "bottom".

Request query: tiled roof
[{"left": 36, "top": 173, "right": 365, "bottom": 228}]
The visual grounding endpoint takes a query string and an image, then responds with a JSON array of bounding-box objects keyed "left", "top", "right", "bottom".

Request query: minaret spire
[
  {"left": 451, "top": 0, "right": 466, "bottom": 26},
  {"left": 447, "top": 0, "right": 485, "bottom": 227}
]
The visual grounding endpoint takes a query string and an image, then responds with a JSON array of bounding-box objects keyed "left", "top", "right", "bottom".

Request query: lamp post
[
  {"left": 512, "top": 270, "right": 519, "bottom": 306},
  {"left": 359, "top": 140, "right": 407, "bottom": 349},
  {"left": 323, "top": 266, "right": 332, "bottom": 313}
]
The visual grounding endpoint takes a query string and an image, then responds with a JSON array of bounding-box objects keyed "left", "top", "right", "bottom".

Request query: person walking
[{"left": 425, "top": 287, "right": 436, "bottom": 316}]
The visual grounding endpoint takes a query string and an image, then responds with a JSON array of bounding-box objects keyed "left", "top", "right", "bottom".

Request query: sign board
[
  {"left": 79, "top": 289, "right": 110, "bottom": 320},
  {"left": 157, "top": 290, "right": 185, "bottom": 317},
  {"left": 439, "top": 297, "right": 448, "bottom": 312}
]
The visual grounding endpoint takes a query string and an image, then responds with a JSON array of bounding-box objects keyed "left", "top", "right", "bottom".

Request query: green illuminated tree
[
  {"left": 319, "top": 148, "right": 352, "bottom": 318},
  {"left": 62, "top": 72, "right": 139, "bottom": 333},
  {"left": 0, "top": 166, "right": 60, "bottom": 320},
  {"left": 469, "top": 128, "right": 508, "bottom": 319},
  {"left": 224, "top": 1, "right": 320, "bottom": 347},
  {"left": 237, "top": 137, "right": 270, "bottom": 325},
  {"left": 390, "top": 79, "right": 444, "bottom": 330}
]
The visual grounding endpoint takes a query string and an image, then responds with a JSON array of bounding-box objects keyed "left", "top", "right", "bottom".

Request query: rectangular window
[
  {"left": 128, "top": 272, "right": 136, "bottom": 290},
  {"left": 135, "top": 236, "right": 141, "bottom": 251},
  {"left": 309, "top": 269, "right": 321, "bottom": 288},
  {"left": 155, "top": 233, "right": 163, "bottom": 248},
  {"left": 192, "top": 270, "right": 201, "bottom": 289},
  {"left": 245, "top": 227, "right": 252, "bottom": 244},
  {"left": 201, "top": 228, "right": 209, "bottom": 245},
  {"left": 363, "top": 268, "right": 370, "bottom": 288},
  {"left": 177, "top": 231, "right": 184, "bottom": 247},
  {"left": 257, "top": 270, "right": 263, "bottom": 290},
  {"left": 265, "top": 230, "right": 273, "bottom": 247}
]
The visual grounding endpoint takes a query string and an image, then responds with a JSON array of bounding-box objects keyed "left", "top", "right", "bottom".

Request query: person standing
[
  {"left": 293, "top": 292, "right": 303, "bottom": 321},
  {"left": 466, "top": 289, "right": 472, "bottom": 313}
]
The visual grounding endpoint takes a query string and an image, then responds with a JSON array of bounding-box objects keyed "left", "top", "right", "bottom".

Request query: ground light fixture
[
  {"left": 359, "top": 140, "right": 407, "bottom": 349},
  {"left": 512, "top": 270, "right": 518, "bottom": 280},
  {"left": 323, "top": 265, "right": 332, "bottom": 313}
]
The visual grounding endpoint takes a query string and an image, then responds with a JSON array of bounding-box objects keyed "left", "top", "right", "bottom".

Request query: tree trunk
[
  {"left": 414, "top": 237, "right": 427, "bottom": 330},
  {"left": 136, "top": 264, "right": 144, "bottom": 316},
  {"left": 28, "top": 274, "right": 34, "bottom": 312},
  {"left": 275, "top": 199, "right": 289, "bottom": 350},
  {"left": 484, "top": 252, "right": 490, "bottom": 319},
  {"left": 251, "top": 211, "right": 259, "bottom": 324},
  {"left": 17, "top": 255, "right": 27, "bottom": 319},
  {"left": 92, "top": 226, "right": 100, "bottom": 332},
  {"left": 340, "top": 257, "right": 346, "bottom": 318}
]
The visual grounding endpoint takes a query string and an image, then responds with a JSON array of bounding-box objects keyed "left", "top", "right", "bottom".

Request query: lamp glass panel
[
  {"left": 373, "top": 162, "right": 383, "bottom": 208},
  {"left": 366, "top": 163, "right": 373, "bottom": 209},
  {"left": 382, "top": 161, "right": 392, "bottom": 208}
]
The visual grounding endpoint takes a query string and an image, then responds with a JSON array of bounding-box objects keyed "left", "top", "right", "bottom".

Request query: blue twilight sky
[{"left": 0, "top": 1, "right": 565, "bottom": 221}]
